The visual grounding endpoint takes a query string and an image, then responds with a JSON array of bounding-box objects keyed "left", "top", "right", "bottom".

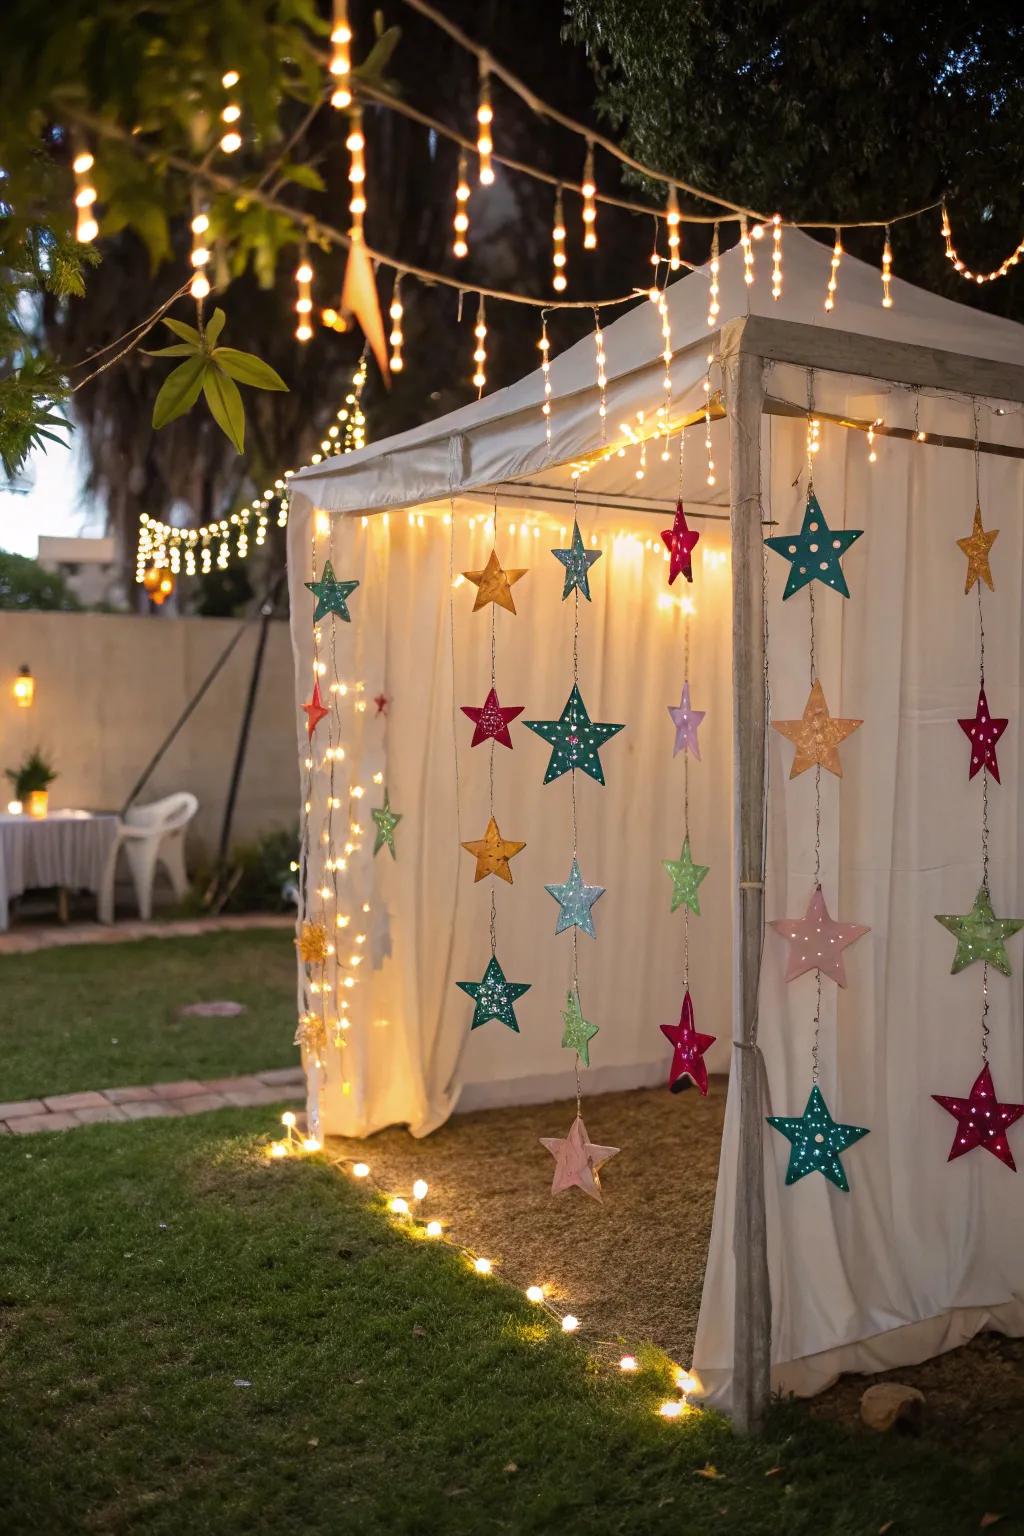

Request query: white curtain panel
[{"left": 695, "top": 377, "right": 1024, "bottom": 1406}]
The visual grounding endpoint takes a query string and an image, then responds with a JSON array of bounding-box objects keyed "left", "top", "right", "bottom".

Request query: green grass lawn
[
  {"left": 1, "top": 1111, "right": 1020, "bottom": 1535},
  {"left": 0, "top": 930, "right": 297, "bottom": 1101}
]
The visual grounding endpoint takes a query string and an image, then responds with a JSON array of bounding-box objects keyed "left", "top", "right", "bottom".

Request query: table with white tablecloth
[{"left": 0, "top": 812, "right": 120, "bottom": 930}]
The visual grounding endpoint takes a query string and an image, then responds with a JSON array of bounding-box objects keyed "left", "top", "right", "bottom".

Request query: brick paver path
[
  {"left": 0, "top": 1067, "right": 304, "bottom": 1134},
  {"left": 0, "top": 912, "right": 293, "bottom": 957}
]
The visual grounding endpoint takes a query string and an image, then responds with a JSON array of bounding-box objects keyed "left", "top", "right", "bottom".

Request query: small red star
[
  {"left": 302, "top": 678, "right": 329, "bottom": 739},
  {"left": 461, "top": 686, "right": 524, "bottom": 749},
  {"left": 374, "top": 693, "right": 389, "bottom": 716},
  {"left": 659, "top": 988, "right": 716, "bottom": 1096},
  {"left": 933, "top": 1062, "right": 1023, "bottom": 1170},
  {"left": 661, "top": 499, "right": 700, "bottom": 585},
  {"left": 958, "top": 685, "right": 1007, "bottom": 782}
]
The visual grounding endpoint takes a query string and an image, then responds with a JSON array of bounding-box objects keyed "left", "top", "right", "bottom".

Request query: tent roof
[{"left": 292, "top": 229, "right": 1024, "bottom": 515}]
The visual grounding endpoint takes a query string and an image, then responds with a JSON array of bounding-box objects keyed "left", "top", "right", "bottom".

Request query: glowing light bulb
[
  {"left": 281, "top": 1111, "right": 297, "bottom": 1129},
  {"left": 72, "top": 148, "right": 99, "bottom": 242},
  {"left": 561, "top": 1314, "right": 579, "bottom": 1333},
  {"left": 619, "top": 1355, "right": 638, "bottom": 1371},
  {"left": 425, "top": 1220, "right": 442, "bottom": 1237},
  {"left": 881, "top": 227, "right": 893, "bottom": 308},
  {"left": 388, "top": 276, "right": 404, "bottom": 371},
  {"left": 675, "top": 1369, "right": 698, "bottom": 1394},
  {"left": 658, "top": 1400, "right": 683, "bottom": 1419},
  {"left": 269, "top": 1142, "right": 287, "bottom": 1159},
  {"left": 825, "top": 229, "right": 843, "bottom": 312},
  {"left": 412, "top": 1179, "right": 428, "bottom": 1200},
  {"left": 525, "top": 1285, "right": 545, "bottom": 1303},
  {"left": 302, "top": 1137, "right": 321, "bottom": 1153},
  {"left": 389, "top": 1197, "right": 410, "bottom": 1215},
  {"left": 474, "top": 1257, "right": 492, "bottom": 1275},
  {"left": 476, "top": 66, "right": 494, "bottom": 184},
  {"left": 352, "top": 1162, "right": 370, "bottom": 1178}
]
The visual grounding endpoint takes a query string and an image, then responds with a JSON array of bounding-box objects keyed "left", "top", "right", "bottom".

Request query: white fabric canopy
[{"left": 289, "top": 231, "right": 1024, "bottom": 1412}]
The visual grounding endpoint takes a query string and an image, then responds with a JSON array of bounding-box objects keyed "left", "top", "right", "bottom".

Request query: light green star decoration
[
  {"left": 767, "top": 1085, "right": 869, "bottom": 1193},
  {"left": 371, "top": 789, "right": 402, "bottom": 859},
  {"left": 560, "top": 990, "right": 599, "bottom": 1067},
  {"left": 305, "top": 560, "right": 359, "bottom": 622},
  {"left": 457, "top": 955, "right": 531, "bottom": 1032},
  {"left": 663, "top": 835, "right": 709, "bottom": 915},
  {"left": 935, "top": 884, "right": 1024, "bottom": 976}
]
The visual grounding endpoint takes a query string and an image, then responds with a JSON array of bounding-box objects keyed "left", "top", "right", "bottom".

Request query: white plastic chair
[{"left": 98, "top": 792, "right": 199, "bottom": 923}]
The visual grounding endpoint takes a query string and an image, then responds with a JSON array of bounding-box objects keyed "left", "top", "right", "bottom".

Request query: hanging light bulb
[
  {"left": 706, "top": 224, "right": 720, "bottom": 328},
  {"left": 72, "top": 149, "right": 98, "bottom": 243},
  {"left": 593, "top": 317, "right": 608, "bottom": 435},
  {"left": 190, "top": 204, "right": 211, "bottom": 301},
  {"left": 771, "top": 213, "right": 783, "bottom": 300},
  {"left": 295, "top": 248, "right": 313, "bottom": 342},
  {"left": 477, "top": 63, "right": 494, "bottom": 185},
  {"left": 389, "top": 275, "right": 404, "bottom": 372},
  {"left": 539, "top": 316, "right": 552, "bottom": 447},
  {"left": 220, "top": 70, "right": 242, "bottom": 154},
  {"left": 329, "top": 0, "right": 353, "bottom": 110},
  {"left": 581, "top": 141, "right": 597, "bottom": 251},
  {"left": 453, "top": 150, "right": 470, "bottom": 258},
  {"left": 347, "top": 106, "right": 366, "bottom": 235},
  {"left": 666, "top": 185, "right": 681, "bottom": 271},
  {"left": 740, "top": 215, "right": 754, "bottom": 286},
  {"left": 825, "top": 228, "right": 843, "bottom": 312},
  {"left": 881, "top": 226, "right": 893, "bottom": 308},
  {"left": 472, "top": 293, "right": 487, "bottom": 395},
  {"left": 552, "top": 185, "right": 567, "bottom": 293}
]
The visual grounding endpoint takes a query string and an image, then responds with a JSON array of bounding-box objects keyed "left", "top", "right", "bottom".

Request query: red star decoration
[
  {"left": 958, "top": 685, "right": 1007, "bottom": 783},
  {"left": 374, "top": 693, "right": 389, "bottom": 716},
  {"left": 933, "top": 1062, "right": 1024, "bottom": 1170},
  {"left": 659, "top": 988, "right": 716, "bottom": 1096},
  {"left": 460, "top": 686, "right": 524, "bottom": 749},
  {"left": 661, "top": 499, "right": 700, "bottom": 586},
  {"left": 302, "top": 678, "right": 329, "bottom": 739}
]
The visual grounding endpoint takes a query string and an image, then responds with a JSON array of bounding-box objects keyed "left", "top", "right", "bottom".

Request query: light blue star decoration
[
  {"left": 545, "top": 857, "right": 605, "bottom": 938},
  {"left": 551, "top": 521, "right": 601, "bottom": 602},
  {"left": 457, "top": 955, "right": 531, "bottom": 1032},
  {"left": 767, "top": 1084, "right": 869, "bottom": 1192},
  {"left": 764, "top": 492, "right": 863, "bottom": 601}
]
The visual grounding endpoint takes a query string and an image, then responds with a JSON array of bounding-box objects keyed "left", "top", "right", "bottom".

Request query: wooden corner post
[{"left": 721, "top": 320, "right": 771, "bottom": 1433}]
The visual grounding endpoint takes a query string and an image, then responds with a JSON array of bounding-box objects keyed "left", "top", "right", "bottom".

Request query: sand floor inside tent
[{"left": 328, "top": 1080, "right": 726, "bottom": 1371}]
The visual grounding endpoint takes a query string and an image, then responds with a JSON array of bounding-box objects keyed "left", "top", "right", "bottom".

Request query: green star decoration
[
  {"left": 663, "top": 836, "right": 709, "bottom": 915},
  {"left": 305, "top": 560, "right": 360, "bottom": 622},
  {"left": 560, "top": 990, "right": 599, "bottom": 1067},
  {"left": 935, "top": 884, "right": 1024, "bottom": 976},
  {"left": 767, "top": 1084, "right": 869, "bottom": 1192},
  {"left": 764, "top": 492, "right": 863, "bottom": 600},
  {"left": 544, "top": 857, "right": 605, "bottom": 938},
  {"left": 552, "top": 520, "right": 602, "bottom": 602},
  {"left": 371, "top": 790, "right": 402, "bottom": 859},
  {"left": 457, "top": 955, "right": 531, "bottom": 1032},
  {"left": 524, "top": 685, "right": 625, "bottom": 786}
]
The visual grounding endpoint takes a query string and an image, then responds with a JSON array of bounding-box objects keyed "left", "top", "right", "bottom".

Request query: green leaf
[
  {"left": 152, "top": 355, "right": 207, "bottom": 429},
  {"left": 203, "top": 366, "right": 246, "bottom": 453},
  {"left": 278, "top": 162, "right": 327, "bottom": 193},
  {"left": 161, "top": 317, "right": 203, "bottom": 348},
  {"left": 212, "top": 348, "right": 288, "bottom": 392},
  {"left": 143, "top": 344, "right": 196, "bottom": 358},
  {"left": 204, "top": 308, "right": 227, "bottom": 347}
]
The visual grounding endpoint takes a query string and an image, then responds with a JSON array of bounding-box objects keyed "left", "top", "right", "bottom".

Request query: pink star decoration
[
  {"left": 933, "top": 1062, "right": 1023, "bottom": 1170},
  {"left": 461, "top": 686, "right": 524, "bottom": 749},
  {"left": 539, "top": 1113, "right": 620, "bottom": 1200},
  {"left": 958, "top": 685, "right": 1007, "bottom": 783},
  {"left": 668, "top": 681, "right": 706, "bottom": 759},
  {"left": 661, "top": 500, "right": 700, "bottom": 585},
  {"left": 770, "top": 885, "right": 870, "bottom": 987},
  {"left": 660, "top": 989, "right": 716, "bottom": 1095}
]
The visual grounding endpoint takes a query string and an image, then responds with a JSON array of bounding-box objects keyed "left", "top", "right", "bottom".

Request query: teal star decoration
[
  {"left": 764, "top": 492, "right": 863, "bottom": 600},
  {"left": 524, "top": 685, "right": 625, "bottom": 786},
  {"left": 663, "top": 836, "right": 709, "bottom": 915},
  {"left": 545, "top": 857, "right": 605, "bottom": 938},
  {"left": 457, "top": 955, "right": 530, "bottom": 1032},
  {"left": 305, "top": 560, "right": 360, "bottom": 622},
  {"left": 560, "top": 990, "right": 599, "bottom": 1067},
  {"left": 371, "top": 790, "right": 402, "bottom": 859},
  {"left": 935, "top": 884, "right": 1024, "bottom": 976},
  {"left": 767, "top": 1084, "right": 869, "bottom": 1192},
  {"left": 552, "top": 520, "right": 601, "bottom": 601}
]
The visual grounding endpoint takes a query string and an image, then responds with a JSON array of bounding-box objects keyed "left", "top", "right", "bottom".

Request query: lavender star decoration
[{"left": 668, "top": 680, "right": 705, "bottom": 759}]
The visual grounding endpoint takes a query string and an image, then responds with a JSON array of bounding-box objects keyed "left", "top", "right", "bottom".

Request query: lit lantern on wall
[
  {"left": 13, "top": 664, "right": 34, "bottom": 708},
  {"left": 143, "top": 568, "right": 175, "bottom": 606}
]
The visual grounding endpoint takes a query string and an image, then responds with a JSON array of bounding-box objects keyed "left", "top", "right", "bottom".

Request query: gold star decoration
[
  {"left": 460, "top": 816, "right": 526, "bottom": 883},
  {"left": 293, "top": 1011, "right": 328, "bottom": 1062},
  {"left": 295, "top": 920, "right": 329, "bottom": 965},
  {"left": 462, "top": 548, "right": 527, "bottom": 614},
  {"left": 772, "top": 679, "right": 861, "bottom": 778},
  {"left": 957, "top": 505, "right": 998, "bottom": 594}
]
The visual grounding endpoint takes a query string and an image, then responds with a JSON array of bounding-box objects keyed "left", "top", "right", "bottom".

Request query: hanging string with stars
[{"left": 976, "top": 406, "right": 991, "bottom": 1065}]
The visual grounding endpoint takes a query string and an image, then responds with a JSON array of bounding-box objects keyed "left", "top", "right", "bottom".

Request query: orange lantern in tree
[
  {"left": 142, "top": 567, "right": 162, "bottom": 595},
  {"left": 151, "top": 573, "right": 175, "bottom": 606}
]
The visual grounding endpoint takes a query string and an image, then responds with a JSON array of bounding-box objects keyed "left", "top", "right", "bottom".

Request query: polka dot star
[
  {"left": 764, "top": 491, "right": 863, "bottom": 600},
  {"left": 768, "top": 1084, "right": 869, "bottom": 1192},
  {"left": 770, "top": 885, "right": 870, "bottom": 987},
  {"left": 935, "top": 885, "right": 1024, "bottom": 976},
  {"left": 958, "top": 685, "right": 1007, "bottom": 783},
  {"left": 460, "top": 687, "right": 524, "bottom": 749},
  {"left": 933, "top": 1062, "right": 1024, "bottom": 1171},
  {"left": 661, "top": 499, "right": 700, "bottom": 585},
  {"left": 304, "top": 560, "right": 359, "bottom": 622},
  {"left": 456, "top": 955, "right": 531, "bottom": 1032},
  {"left": 551, "top": 520, "right": 602, "bottom": 602},
  {"left": 524, "top": 684, "right": 625, "bottom": 786}
]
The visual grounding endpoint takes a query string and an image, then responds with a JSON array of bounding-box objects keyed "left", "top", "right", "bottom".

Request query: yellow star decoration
[
  {"left": 957, "top": 505, "right": 998, "bottom": 594},
  {"left": 462, "top": 548, "right": 528, "bottom": 614},
  {"left": 772, "top": 679, "right": 861, "bottom": 779},
  {"left": 296, "top": 920, "right": 329, "bottom": 965},
  {"left": 293, "top": 1011, "right": 328, "bottom": 1061},
  {"left": 460, "top": 816, "right": 526, "bottom": 883}
]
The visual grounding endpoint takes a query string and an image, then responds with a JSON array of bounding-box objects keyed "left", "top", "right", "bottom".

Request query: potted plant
[{"left": 5, "top": 748, "right": 57, "bottom": 817}]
